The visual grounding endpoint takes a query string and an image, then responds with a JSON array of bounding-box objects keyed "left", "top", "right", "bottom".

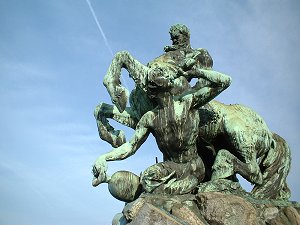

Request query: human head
[
  {"left": 147, "top": 68, "right": 190, "bottom": 99},
  {"left": 147, "top": 67, "right": 173, "bottom": 98},
  {"left": 169, "top": 24, "right": 191, "bottom": 49}
]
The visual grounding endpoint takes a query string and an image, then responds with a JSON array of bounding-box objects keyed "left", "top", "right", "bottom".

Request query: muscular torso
[
  {"left": 148, "top": 48, "right": 213, "bottom": 72},
  {"left": 148, "top": 49, "right": 190, "bottom": 68},
  {"left": 148, "top": 99, "right": 200, "bottom": 163},
  {"left": 136, "top": 48, "right": 215, "bottom": 163}
]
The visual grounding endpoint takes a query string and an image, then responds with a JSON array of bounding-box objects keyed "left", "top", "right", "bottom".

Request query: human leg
[{"left": 141, "top": 157, "right": 205, "bottom": 195}]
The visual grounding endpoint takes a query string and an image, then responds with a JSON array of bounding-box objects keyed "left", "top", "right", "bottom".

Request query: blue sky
[{"left": 0, "top": 1, "right": 299, "bottom": 224}]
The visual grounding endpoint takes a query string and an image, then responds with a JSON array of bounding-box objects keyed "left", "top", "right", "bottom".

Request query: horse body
[
  {"left": 199, "top": 100, "right": 273, "bottom": 158},
  {"left": 196, "top": 100, "right": 290, "bottom": 199}
]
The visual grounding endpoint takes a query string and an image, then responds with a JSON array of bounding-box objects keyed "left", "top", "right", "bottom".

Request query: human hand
[
  {"left": 184, "top": 58, "right": 196, "bottom": 69},
  {"left": 92, "top": 156, "right": 108, "bottom": 187}
]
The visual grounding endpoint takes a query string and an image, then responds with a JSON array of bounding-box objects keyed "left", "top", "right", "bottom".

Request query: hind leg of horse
[
  {"left": 211, "top": 149, "right": 235, "bottom": 180},
  {"left": 211, "top": 149, "right": 263, "bottom": 185},
  {"left": 94, "top": 102, "right": 139, "bottom": 147},
  {"left": 222, "top": 119, "right": 264, "bottom": 184},
  {"left": 103, "top": 51, "right": 150, "bottom": 112}
]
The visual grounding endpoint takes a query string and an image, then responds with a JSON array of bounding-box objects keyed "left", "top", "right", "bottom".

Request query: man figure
[{"left": 92, "top": 67, "right": 231, "bottom": 194}]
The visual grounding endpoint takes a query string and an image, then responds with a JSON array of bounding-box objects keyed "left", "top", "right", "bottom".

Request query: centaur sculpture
[{"left": 92, "top": 24, "right": 291, "bottom": 200}]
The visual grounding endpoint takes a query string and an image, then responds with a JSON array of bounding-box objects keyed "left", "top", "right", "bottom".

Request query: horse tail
[{"left": 252, "top": 133, "right": 291, "bottom": 200}]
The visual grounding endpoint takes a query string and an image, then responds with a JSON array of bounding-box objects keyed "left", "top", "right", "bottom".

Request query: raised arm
[
  {"left": 92, "top": 112, "right": 154, "bottom": 186},
  {"left": 186, "top": 68, "right": 232, "bottom": 88},
  {"left": 180, "top": 69, "right": 232, "bottom": 108}
]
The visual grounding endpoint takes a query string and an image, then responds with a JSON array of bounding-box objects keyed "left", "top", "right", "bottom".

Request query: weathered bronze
[{"left": 91, "top": 24, "right": 296, "bottom": 224}]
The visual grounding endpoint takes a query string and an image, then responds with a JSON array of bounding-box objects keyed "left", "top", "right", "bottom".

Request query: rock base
[{"left": 113, "top": 184, "right": 300, "bottom": 225}]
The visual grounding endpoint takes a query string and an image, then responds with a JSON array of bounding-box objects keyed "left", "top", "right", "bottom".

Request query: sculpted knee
[
  {"left": 115, "top": 50, "right": 130, "bottom": 60},
  {"left": 140, "top": 164, "right": 170, "bottom": 193},
  {"left": 140, "top": 167, "right": 158, "bottom": 193}
]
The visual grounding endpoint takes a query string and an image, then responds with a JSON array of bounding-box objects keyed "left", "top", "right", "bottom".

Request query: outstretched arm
[
  {"left": 92, "top": 112, "right": 153, "bottom": 186},
  {"left": 185, "top": 68, "right": 232, "bottom": 89}
]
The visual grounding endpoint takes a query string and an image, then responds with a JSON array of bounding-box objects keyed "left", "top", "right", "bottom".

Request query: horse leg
[
  {"left": 103, "top": 51, "right": 150, "bottom": 112},
  {"left": 94, "top": 102, "right": 139, "bottom": 147},
  {"left": 211, "top": 149, "right": 235, "bottom": 180},
  {"left": 220, "top": 117, "right": 265, "bottom": 184},
  {"left": 211, "top": 149, "right": 263, "bottom": 185}
]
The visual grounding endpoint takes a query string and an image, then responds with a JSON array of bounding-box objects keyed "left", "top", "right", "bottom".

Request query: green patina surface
[{"left": 92, "top": 24, "right": 291, "bottom": 203}]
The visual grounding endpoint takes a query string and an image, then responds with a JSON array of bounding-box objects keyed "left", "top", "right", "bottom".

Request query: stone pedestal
[{"left": 113, "top": 191, "right": 300, "bottom": 225}]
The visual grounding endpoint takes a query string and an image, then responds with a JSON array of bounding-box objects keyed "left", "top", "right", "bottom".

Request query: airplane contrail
[
  {"left": 85, "top": 0, "right": 114, "bottom": 56},
  {"left": 85, "top": 0, "right": 130, "bottom": 93}
]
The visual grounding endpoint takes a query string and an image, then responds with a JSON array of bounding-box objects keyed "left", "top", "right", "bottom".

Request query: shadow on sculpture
[{"left": 91, "top": 24, "right": 296, "bottom": 224}]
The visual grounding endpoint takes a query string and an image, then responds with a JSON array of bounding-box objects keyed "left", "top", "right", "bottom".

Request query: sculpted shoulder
[{"left": 147, "top": 50, "right": 187, "bottom": 67}]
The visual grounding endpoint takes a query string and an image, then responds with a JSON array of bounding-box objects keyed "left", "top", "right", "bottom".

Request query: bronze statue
[{"left": 92, "top": 24, "right": 291, "bottom": 202}]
